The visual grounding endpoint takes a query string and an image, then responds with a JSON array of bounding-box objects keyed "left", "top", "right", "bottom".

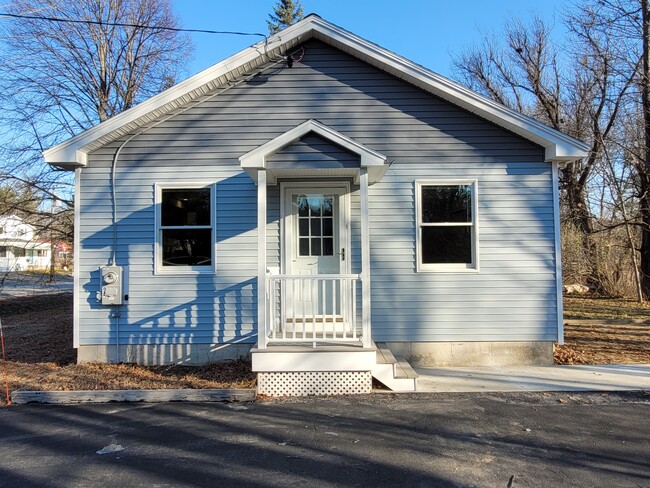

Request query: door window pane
[
  {"left": 322, "top": 197, "right": 333, "bottom": 216},
  {"left": 308, "top": 197, "right": 321, "bottom": 216},
  {"left": 310, "top": 218, "right": 321, "bottom": 236},
  {"left": 299, "top": 238, "right": 309, "bottom": 256},
  {"left": 322, "top": 218, "right": 333, "bottom": 236},
  {"left": 299, "top": 218, "right": 309, "bottom": 236},
  {"left": 297, "top": 197, "right": 309, "bottom": 217},
  {"left": 323, "top": 238, "right": 333, "bottom": 256},
  {"left": 311, "top": 238, "right": 321, "bottom": 256}
]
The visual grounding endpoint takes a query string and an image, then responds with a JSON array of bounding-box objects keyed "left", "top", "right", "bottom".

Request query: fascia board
[
  {"left": 308, "top": 17, "right": 589, "bottom": 161},
  {"left": 42, "top": 20, "right": 316, "bottom": 166},
  {"left": 43, "top": 15, "right": 588, "bottom": 167}
]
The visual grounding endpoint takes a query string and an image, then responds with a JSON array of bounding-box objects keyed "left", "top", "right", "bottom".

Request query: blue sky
[{"left": 175, "top": 0, "right": 570, "bottom": 78}]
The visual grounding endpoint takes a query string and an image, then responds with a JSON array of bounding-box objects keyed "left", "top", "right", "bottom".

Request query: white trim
[
  {"left": 240, "top": 119, "right": 389, "bottom": 185},
  {"left": 43, "top": 15, "right": 587, "bottom": 168},
  {"left": 73, "top": 168, "right": 81, "bottom": 349},
  {"left": 280, "top": 181, "right": 351, "bottom": 277},
  {"left": 359, "top": 169, "right": 372, "bottom": 348},
  {"left": 415, "top": 179, "right": 480, "bottom": 273},
  {"left": 257, "top": 170, "right": 267, "bottom": 349},
  {"left": 552, "top": 162, "right": 564, "bottom": 344},
  {"left": 153, "top": 182, "right": 216, "bottom": 275}
]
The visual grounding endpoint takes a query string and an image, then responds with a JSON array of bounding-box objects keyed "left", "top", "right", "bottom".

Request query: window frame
[
  {"left": 154, "top": 182, "right": 216, "bottom": 275},
  {"left": 415, "top": 179, "right": 479, "bottom": 273}
]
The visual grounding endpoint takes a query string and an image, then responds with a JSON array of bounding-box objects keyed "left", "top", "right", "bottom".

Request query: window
[
  {"left": 12, "top": 247, "right": 26, "bottom": 258},
  {"left": 416, "top": 180, "right": 478, "bottom": 271},
  {"left": 156, "top": 184, "right": 214, "bottom": 273},
  {"left": 0, "top": 246, "right": 6, "bottom": 258},
  {"left": 296, "top": 194, "right": 335, "bottom": 257}
]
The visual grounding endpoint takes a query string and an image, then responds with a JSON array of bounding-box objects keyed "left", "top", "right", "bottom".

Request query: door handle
[{"left": 338, "top": 248, "right": 345, "bottom": 261}]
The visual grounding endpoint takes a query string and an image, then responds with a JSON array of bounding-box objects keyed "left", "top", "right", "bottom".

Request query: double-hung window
[
  {"left": 416, "top": 180, "right": 478, "bottom": 272},
  {"left": 156, "top": 184, "right": 214, "bottom": 274}
]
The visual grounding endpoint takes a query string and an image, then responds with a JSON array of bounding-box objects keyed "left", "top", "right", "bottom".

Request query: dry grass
[
  {"left": 555, "top": 297, "right": 650, "bottom": 365},
  {"left": 2, "top": 293, "right": 649, "bottom": 405},
  {"left": 563, "top": 297, "right": 650, "bottom": 320},
  {"left": 0, "top": 293, "right": 255, "bottom": 406}
]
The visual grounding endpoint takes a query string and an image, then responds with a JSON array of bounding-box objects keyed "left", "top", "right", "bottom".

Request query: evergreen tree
[{"left": 267, "top": 0, "right": 304, "bottom": 34}]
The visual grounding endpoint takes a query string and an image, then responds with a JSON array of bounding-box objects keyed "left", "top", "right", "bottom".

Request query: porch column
[
  {"left": 360, "top": 168, "right": 372, "bottom": 348},
  {"left": 257, "top": 169, "right": 268, "bottom": 349}
]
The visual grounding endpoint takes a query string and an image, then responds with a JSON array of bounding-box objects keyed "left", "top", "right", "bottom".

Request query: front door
[{"left": 283, "top": 185, "right": 349, "bottom": 323}]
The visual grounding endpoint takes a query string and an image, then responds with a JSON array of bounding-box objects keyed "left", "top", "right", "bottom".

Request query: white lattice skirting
[{"left": 257, "top": 371, "right": 372, "bottom": 396}]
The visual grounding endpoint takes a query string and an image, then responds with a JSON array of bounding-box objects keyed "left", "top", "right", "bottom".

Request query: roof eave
[
  {"left": 43, "top": 14, "right": 588, "bottom": 167},
  {"left": 306, "top": 17, "right": 589, "bottom": 162},
  {"left": 42, "top": 19, "right": 317, "bottom": 166}
]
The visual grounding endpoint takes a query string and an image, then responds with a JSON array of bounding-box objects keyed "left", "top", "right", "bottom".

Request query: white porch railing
[{"left": 263, "top": 273, "right": 367, "bottom": 347}]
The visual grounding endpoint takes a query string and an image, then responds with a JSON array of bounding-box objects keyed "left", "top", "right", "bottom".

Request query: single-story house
[
  {"left": 0, "top": 215, "right": 51, "bottom": 272},
  {"left": 43, "top": 15, "right": 587, "bottom": 395}
]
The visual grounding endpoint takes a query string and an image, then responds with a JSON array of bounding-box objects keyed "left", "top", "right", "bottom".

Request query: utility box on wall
[{"left": 99, "top": 265, "right": 124, "bottom": 305}]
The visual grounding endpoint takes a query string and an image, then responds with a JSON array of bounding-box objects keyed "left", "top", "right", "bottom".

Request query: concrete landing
[{"left": 413, "top": 364, "right": 650, "bottom": 393}]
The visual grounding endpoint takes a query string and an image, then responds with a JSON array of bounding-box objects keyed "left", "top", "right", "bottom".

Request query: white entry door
[{"left": 283, "top": 185, "right": 349, "bottom": 321}]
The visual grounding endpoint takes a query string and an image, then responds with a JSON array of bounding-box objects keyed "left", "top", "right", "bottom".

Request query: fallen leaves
[{"left": 0, "top": 292, "right": 255, "bottom": 406}]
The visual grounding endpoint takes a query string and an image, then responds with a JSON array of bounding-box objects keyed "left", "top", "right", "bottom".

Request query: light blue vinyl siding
[{"left": 77, "top": 39, "right": 556, "bottom": 347}]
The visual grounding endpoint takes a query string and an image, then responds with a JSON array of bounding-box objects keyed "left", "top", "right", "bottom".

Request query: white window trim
[
  {"left": 415, "top": 179, "right": 480, "bottom": 273},
  {"left": 154, "top": 182, "right": 216, "bottom": 275}
]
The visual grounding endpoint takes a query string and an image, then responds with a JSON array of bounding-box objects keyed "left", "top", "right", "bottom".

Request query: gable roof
[
  {"left": 43, "top": 14, "right": 588, "bottom": 168},
  {"left": 240, "top": 119, "right": 389, "bottom": 184}
]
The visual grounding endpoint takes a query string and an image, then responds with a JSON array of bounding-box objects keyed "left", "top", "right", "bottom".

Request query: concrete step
[{"left": 373, "top": 342, "right": 418, "bottom": 392}]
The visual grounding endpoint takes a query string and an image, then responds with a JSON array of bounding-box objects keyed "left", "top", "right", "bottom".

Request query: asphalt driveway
[{"left": 0, "top": 392, "right": 648, "bottom": 487}]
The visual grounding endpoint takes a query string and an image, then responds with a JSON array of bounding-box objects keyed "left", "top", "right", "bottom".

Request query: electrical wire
[{"left": 0, "top": 12, "right": 266, "bottom": 38}]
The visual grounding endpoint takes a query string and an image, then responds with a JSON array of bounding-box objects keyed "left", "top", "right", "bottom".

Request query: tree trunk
[
  {"left": 641, "top": 190, "right": 650, "bottom": 299},
  {"left": 641, "top": 0, "right": 650, "bottom": 299}
]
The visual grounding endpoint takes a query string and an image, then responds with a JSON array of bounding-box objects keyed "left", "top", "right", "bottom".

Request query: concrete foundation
[
  {"left": 77, "top": 341, "right": 553, "bottom": 367},
  {"left": 384, "top": 341, "right": 554, "bottom": 367},
  {"left": 77, "top": 343, "right": 253, "bottom": 365}
]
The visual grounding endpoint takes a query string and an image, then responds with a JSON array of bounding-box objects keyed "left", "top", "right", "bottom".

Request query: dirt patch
[
  {"left": 1, "top": 293, "right": 75, "bottom": 364},
  {"left": 555, "top": 297, "right": 650, "bottom": 365},
  {"left": 2, "top": 293, "right": 649, "bottom": 405},
  {"left": 0, "top": 293, "right": 255, "bottom": 406}
]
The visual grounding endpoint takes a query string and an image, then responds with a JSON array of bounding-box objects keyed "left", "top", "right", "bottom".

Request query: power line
[{"left": 0, "top": 12, "right": 267, "bottom": 38}]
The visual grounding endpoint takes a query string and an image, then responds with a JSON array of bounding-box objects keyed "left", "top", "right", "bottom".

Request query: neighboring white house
[
  {"left": 0, "top": 215, "right": 51, "bottom": 271},
  {"left": 43, "top": 15, "right": 588, "bottom": 395}
]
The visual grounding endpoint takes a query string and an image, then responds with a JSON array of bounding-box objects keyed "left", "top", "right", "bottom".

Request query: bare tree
[
  {"left": 573, "top": 0, "right": 650, "bottom": 298},
  {"left": 452, "top": 7, "right": 643, "bottom": 295},
  {"left": 0, "top": 0, "right": 192, "bottom": 264},
  {"left": 454, "top": 13, "right": 635, "bottom": 231}
]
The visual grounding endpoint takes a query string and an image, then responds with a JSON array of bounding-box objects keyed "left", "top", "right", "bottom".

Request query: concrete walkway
[{"left": 414, "top": 364, "right": 650, "bottom": 393}]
